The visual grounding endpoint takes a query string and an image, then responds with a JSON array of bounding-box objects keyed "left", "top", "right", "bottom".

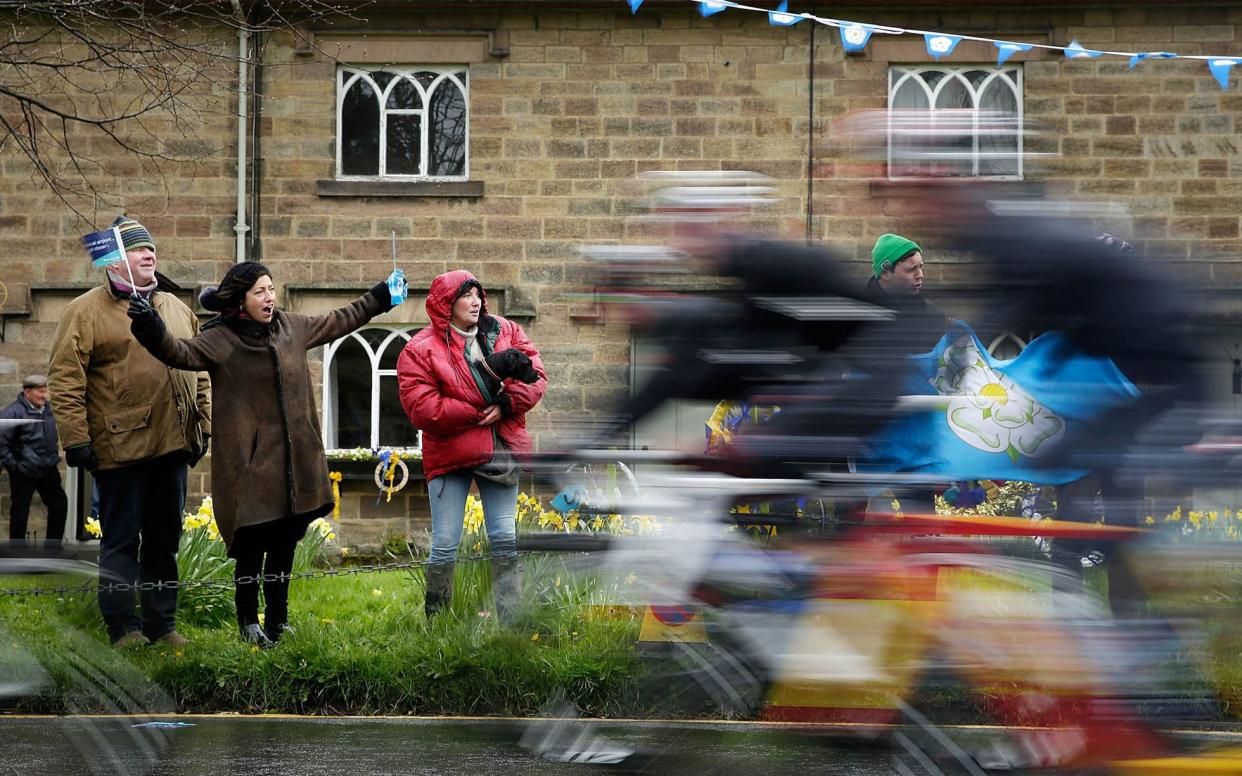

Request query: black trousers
[
  {"left": 233, "top": 521, "right": 303, "bottom": 630},
  {"left": 93, "top": 455, "right": 187, "bottom": 643},
  {"left": 7, "top": 467, "right": 67, "bottom": 544}
]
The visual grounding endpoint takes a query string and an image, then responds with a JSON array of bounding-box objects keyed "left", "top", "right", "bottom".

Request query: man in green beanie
[
  {"left": 869, "top": 233, "right": 924, "bottom": 297},
  {"left": 862, "top": 232, "right": 950, "bottom": 355}
]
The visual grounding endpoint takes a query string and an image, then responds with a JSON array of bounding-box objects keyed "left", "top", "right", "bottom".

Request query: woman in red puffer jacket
[{"left": 396, "top": 270, "right": 546, "bottom": 621}]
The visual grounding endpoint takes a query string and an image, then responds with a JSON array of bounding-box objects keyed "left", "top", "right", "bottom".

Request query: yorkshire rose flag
[
  {"left": 860, "top": 322, "right": 1141, "bottom": 485},
  {"left": 81, "top": 227, "right": 126, "bottom": 268}
]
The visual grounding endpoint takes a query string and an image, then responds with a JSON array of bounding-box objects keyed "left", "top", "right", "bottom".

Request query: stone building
[{"left": 1, "top": 0, "right": 1240, "bottom": 548}]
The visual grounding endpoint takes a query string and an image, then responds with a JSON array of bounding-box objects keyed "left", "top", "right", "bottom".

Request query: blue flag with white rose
[{"left": 859, "top": 322, "right": 1141, "bottom": 485}]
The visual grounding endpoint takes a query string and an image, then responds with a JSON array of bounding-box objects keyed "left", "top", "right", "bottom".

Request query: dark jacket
[
  {"left": 134, "top": 292, "right": 387, "bottom": 551},
  {"left": 0, "top": 394, "right": 60, "bottom": 477},
  {"left": 397, "top": 270, "right": 547, "bottom": 482},
  {"left": 609, "top": 238, "right": 871, "bottom": 433},
  {"left": 861, "top": 276, "right": 952, "bottom": 356}
]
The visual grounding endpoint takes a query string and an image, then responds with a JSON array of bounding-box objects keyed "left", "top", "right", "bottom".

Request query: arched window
[
  {"left": 337, "top": 66, "right": 468, "bottom": 179},
  {"left": 888, "top": 65, "right": 1023, "bottom": 179},
  {"left": 322, "top": 327, "right": 421, "bottom": 453},
  {"left": 987, "top": 331, "right": 1029, "bottom": 361}
]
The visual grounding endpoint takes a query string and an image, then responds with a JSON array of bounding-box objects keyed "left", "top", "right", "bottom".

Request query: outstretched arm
[{"left": 301, "top": 284, "right": 393, "bottom": 349}]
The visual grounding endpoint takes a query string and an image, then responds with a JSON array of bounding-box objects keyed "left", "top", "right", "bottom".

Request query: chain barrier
[{"left": 0, "top": 552, "right": 512, "bottom": 598}]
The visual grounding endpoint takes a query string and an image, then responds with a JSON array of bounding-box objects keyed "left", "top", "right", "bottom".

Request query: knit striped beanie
[{"left": 110, "top": 215, "right": 156, "bottom": 252}]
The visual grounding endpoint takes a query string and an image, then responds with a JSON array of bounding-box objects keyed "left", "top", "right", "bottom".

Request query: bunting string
[{"left": 628, "top": 0, "right": 1242, "bottom": 90}]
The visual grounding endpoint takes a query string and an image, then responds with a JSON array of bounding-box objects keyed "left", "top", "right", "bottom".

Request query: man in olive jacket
[{"left": 47, "top": 216, "right": 211, "bottom": 648}]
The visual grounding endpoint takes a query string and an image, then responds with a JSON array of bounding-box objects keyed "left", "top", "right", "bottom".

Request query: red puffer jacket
[{"left": 397, "top": 270, "right": 547, "bottom": 481}]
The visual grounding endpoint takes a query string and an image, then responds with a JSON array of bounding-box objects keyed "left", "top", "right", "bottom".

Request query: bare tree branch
[{"left": 0, "top": 0, "right": 371, "bottom": 221}]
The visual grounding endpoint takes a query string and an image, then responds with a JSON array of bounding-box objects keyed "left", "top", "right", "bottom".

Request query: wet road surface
[{"left": 4, "top": 715, "right": 1239, "bottom": 775}]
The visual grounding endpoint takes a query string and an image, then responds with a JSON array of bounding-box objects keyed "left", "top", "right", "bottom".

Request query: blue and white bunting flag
[
  {"left": 1128, "top": 51, "right": 1177, "bottom": 70},
  {"left": 839, "top": 22, "right": 874, "bottom": 53},
  {"left": 994, "top": 41, "right": 1032, "bottom": 66},
  {"left": 698, "top": 0, "right": 728, "bottom": 17},
  {"left": 1209, "top": 58, "right": 1241, "bottom": 90},
  {"left": 858, "top": 323, "right": 1141, "bottom": 485},
  {"left": 924, "top": 33, "right": 961, "bottom": 61},
  {"left": 768, "top": 1, "right": 801, "bottom": 27},
  {"left": 629, "top": 0, "right": 643, "bottom": 13},
  {"left": 1064, "top": 39, "right": 1103, "bottom": 59}
]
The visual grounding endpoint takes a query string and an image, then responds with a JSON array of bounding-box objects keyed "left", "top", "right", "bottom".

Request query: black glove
[
  {"left": 369, "top": 281, "right": 394, "bottom": 312},
  {"left": 65, "top": 444, "right": 99, "bottom": 471},
  {"left": 127, "top": 295, "right": 166, "bottom": 345},
  {"left": 189, "top": 433, "right": 210, "bottom": 468}
]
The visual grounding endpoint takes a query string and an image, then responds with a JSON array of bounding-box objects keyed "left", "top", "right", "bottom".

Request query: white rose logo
[
  {"left": 843, "top": 26, "right": 867, "bottom": 46},
  {"left": 929, "top": 36, "right": 953, "bottom": 54},
  {"left": 930, "top": 334, "right": 1065, "bottom": 463}
]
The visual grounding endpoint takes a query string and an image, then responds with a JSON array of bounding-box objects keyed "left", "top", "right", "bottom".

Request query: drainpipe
[{"left": 231, "top": 0, "right": 250, "bottom": 263}]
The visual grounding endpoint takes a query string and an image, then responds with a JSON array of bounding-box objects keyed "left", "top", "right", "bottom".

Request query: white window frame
[
  {"left": 987, "top": 331, "right": 1029, "bottom": 360},
  {"left": 887, "top": 65, "right": 1024, "bottom": 180},
  {"left": 322, "top": 326, "right": 421, "bottom": 455},
  {"left": 335, "top": 65, "right": 469, "bottom": 181}
]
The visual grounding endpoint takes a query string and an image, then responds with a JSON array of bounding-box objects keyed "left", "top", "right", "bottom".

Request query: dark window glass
[
  {"left": 330, "top": 336, "right": 371, "bottom": 448},
  {"left": 387, "top": 78, "right": 421, "bottom": 110},
  {"left": 341, "top": 78, "right": 380, "bottom": 176},
  {"left": 380, "top": 376, "right": 421, "bottom": 448},
  {"left": 386, "top": 114, "right": 422, "bottom": 175},
  {"left": 414, "top": 71, "right": 439, "bottom": 90},
  {"left": 978, "top": 79, "right": 1020, "bottom": 176},
  {"left": 371, "top": 71, "right": 395, "bottom": 91},
  {"left": 358, "top": 329, "right": 391, "bottom": 351},
  {"left": 378, "top": 332, "right": 413, "bottom": 371},
  {"left": 429, "top": 79, "right": 467, "bottom": 176},
  {"left": 964, "top": 69, "right": 989, "bottom": 89}
]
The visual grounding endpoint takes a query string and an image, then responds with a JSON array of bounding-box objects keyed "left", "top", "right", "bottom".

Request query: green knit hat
[
  {"left": 871, "top": 233, "right": 920, "bottom": 278},
  {"left": 110, "top": 215, "right": 156, "bottom": 253}
]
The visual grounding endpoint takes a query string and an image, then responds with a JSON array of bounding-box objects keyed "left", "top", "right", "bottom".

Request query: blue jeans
[{"left": 427, "top": 470, "right": 518, "bottom": 565}]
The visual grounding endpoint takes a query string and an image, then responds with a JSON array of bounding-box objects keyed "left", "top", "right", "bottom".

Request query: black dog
[{"left": 479, "top": 348, "right": 540, "bottom": 401}]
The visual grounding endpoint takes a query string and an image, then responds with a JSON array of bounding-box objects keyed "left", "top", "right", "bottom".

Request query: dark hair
[
  {"left": 199, "top": 261, "right": 273, "bottom": 313},
  {"left": 455, "top": 278, "right": 483, "bottom": 300}
]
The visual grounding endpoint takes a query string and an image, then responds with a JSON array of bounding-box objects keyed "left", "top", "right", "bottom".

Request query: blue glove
[{"left": 386, "top": 269, "right": 407, "bottom": 307}]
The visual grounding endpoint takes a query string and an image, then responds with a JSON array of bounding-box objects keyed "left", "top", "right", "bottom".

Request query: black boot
[
  {"left": 264, "top": 619, "right": 293, "bottom": 644},
  {"left": 491, "top": 555, "right": 522, "bottom": 625},
  {"left": 264, "top": 599, "right": 291, "bottom": 644},
  {"left": 424, "top": 562, "right": 455, "bottom": 618},
  {"left": 240, "top": 623, "right": 274, "bottom": 649}
]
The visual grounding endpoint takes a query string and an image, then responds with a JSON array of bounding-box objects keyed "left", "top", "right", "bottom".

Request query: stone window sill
[{"left": 316, "top": 179, "right": 484, "bottom": 198}]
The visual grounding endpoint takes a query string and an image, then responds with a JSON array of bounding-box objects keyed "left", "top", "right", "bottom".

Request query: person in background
[{"left": 0, "top": 374, "right": 67, "bottom": 549}]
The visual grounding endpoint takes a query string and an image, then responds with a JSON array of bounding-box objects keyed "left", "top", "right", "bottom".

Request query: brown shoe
[
  {"left": 154, "top": 630, "right": 189, "bottom": 647},
  {"left": 113, "top": 631, "right": 150, "bottom": 650}
]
